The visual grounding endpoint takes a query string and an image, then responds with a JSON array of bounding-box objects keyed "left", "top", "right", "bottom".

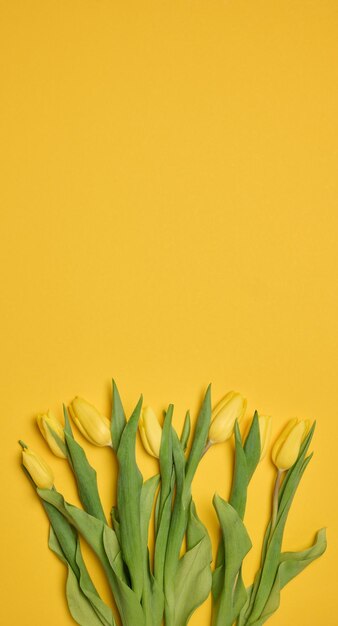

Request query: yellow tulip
[
  {"left": 36, "top": 410, "right": 66, "bottom": 458},
  {"left": 21, "top": 443, "right": 54, "bottom": 489},
  {"left": 258, "top": 415, "right": 272, "bottom": 461},
  {"left": 69, "top": 397, "right": 112, "bottom": 446},
  {"left": 139, "top": 406, "right": 162, "bottom": 458},
  {"left": 208, "top": 391, "right": 247, "bottom": 444},
  {"left": 272, "top": 418, "right": 311, "bottom": 471}
]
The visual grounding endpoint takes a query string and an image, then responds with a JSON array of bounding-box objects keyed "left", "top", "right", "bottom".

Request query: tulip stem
[{"left": 271, "top": 469, "right": 283, "bottom": 534}]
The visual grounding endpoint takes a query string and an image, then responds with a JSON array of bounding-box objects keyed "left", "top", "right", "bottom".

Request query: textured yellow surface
[{"left": 0, "top": 1, "right": 337, "bottom": 624}]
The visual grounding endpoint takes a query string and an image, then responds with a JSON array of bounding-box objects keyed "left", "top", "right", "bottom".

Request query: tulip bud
[
  {"left": 272, "top": 418, "right": 311, "bottom": 471},
  {"left": 258, "top": 415, "right": 272, "bottom": 461},
  {"left": 20, "top": 442, "right": 54, "bottom": 489},
  {"left": 68, "top": 397, "right": 112, "bottom": 446},
  {"left": 139, "top": 406, "right": 162, "bottom": 458},
  {"left": 208, "top": 391, "right": 247, "bottom": 444},
  {"left": 36, "top": 410, "right": 67, "bottom": 458}
]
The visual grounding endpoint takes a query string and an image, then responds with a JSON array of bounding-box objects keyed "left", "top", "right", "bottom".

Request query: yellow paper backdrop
[{"left": 0, "top": 1, "right": 337, "bottom": 624}]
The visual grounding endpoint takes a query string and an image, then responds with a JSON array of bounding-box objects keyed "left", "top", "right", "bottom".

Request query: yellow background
[{"left": 0, "top": 1, "right": 337, "bottom": 624}]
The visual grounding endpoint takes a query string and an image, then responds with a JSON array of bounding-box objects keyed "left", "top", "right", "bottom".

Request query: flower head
[
  {"left": 139, "top": 406, "right": 162, "bottom": 458},
  {"left": 20, "top": 442, "right": 54, "bottom": 489},
  {"left": 208, "top": 391, "right": 247, "bottom": 444},
  {"left": 69, "top": 397, "right": 112, "bottom": 446},
  {"left": 36, "top": 410, "right": 66, "bottom": 458},
  {"left": 272, "top": 418, "right": 310, "bottom": 471}
]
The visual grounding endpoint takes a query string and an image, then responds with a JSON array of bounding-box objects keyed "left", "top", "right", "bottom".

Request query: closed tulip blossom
[
  {"left": 36, "top": 410, "right": 67, "bottom": 458},
  {"left": 69, "top": 396, "right": 112, "bottom": 446},
  {"left": 20, "top": 442, "right": 54, "bottom": 489},
  {"left": 272, "top": 418, "right": 310, "bottom": 471},
  {"left": 208, "top": 391, "right": 247, "bottom": 446},
  {"left": 139, "top": 405, "right": 162, "bottom": 458},
  {"left": 270, "top": 418, "right": 311, "bottom": 530}
]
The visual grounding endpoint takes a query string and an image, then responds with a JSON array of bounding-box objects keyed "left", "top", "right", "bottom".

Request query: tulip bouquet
[{"left": 19, "top": 381, "right": 326, "bottom": 626}]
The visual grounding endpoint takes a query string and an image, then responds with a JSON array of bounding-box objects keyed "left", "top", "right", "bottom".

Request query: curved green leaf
[
  {"left": 212, "top": 495, "right": 252, "bottom": 626},
  {"left": 229, "top": 421, "right": 248, "bottom": 520},
  {"left": 185, "top": 386, "right": 211, "bottom": 485},
  {"left": 174, "top": 500, "right": 212, "bottom": 626},
  {"left": 62, "top": 406, "right": 107, "bottom": 523},
  {"left": 111, "top": 379, "right": 127, "bottom": 452},
  {"left": 49, "top": 526, "right": 110, "bottom": 626},
  {"left": 243, "top": 412, "right": 261, "bottom": 481},
  {"left": 244, "top": 529, "right": 327, "bottom": 626},
  {"left": 180, "top": 410, "right": 191, "bottom": 452},
  {"left": 103, "top": 526, "right": 145, "bottom": 626},
  {"left": 117, "top": 396, "right": 144, "bottom": 600}
]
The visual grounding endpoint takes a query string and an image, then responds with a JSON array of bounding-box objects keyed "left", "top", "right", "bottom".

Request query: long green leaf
[
  {"left": 212, "top": 495, "right": 252, "bottom": 626},
  {"left": 243, "top": 529, "right": 327, "bottom": 626},
  {"left": 229, "top": 421, "right": 248, "bottom": 520},
  {"left": 180, "top": 410, "right": 191, "bottom": 452},
  {"left": 111, "top": 379, "right": 127, "bottom": 452},
  {"left": 63, "top": 406, "right": 107, "bottom": 523},
  {"left": 243, "top": 412, "right": 261, "bottom": 481},
  {"left": 185, "top": 386, "right": 211, "bottom": 486},
  {"left": 49, "top": 526, "right": 110, "bottom": 626},
  {"left": 37, "top": 488, "right": 125, "bottom": 585},
  {"left": 141, "top": 466, "right": 165, "bottom": 626},
  {"left": 174, "top": 500, "right": 212, "bottom": 626},
  {"left": 164, "top": 429, "right": 187, "bottom": 626},
  {"left": 154, "top": 406, "right": 174, "bottom": 592},
  {"left": 41, "top": 493, "right": 115, "bottom": 626},
  {"left": 37, "top": 488, "right": 147, "bottom": 626},
  {"left": 213, "top": 413, "right": 260, "bottom": 625},
  {"left": 103, "top": 526, "right": 145, "bottom": 626},
  {"left": 116, "top": 396, "right": 144, "bottom": 601}
]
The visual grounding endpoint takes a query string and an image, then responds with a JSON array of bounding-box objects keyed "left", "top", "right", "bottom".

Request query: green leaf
[
  {"left": 164, "top": 429, "right": 187, "bottom": 626},
  {"left": 278, "top": 528, "right": 327, "bottom": 588},
  {"left": 212, "top": 495, "right": 252, "bottom": 626},
  {"left": 185, "top": 385, "right": 211, "bottom": 486},
  {"left": 103, "top": 526, "right": 145, "bottom": 626},
  {"left": 38, "top": 488, "right": 147, "bottom": 626},
  {"left": 154, "top": 406, "right": 174, "bottom": 590},
  {"left": 140, "top": 475, "right": 163, "bottom": 626},
  {"left": 42, "top": 495, "right": 115, "bottom": 626},
  {"left": 117, "top": 396, "right": 144, "bottom": 601},
  {"left": 180, "top": 410, "right": 191, "bottom": 452},
  {"left": 244, "top": 529, "right": 327, "bottom": 626},
  {"left": 158, "top": 405, "right": 174, "bottom": 521},
  {"left": 37, "top": 488, "right": 125, "bottom": 587},
  {"left": 173, "top": 500, "right": 212, "bottom": 626},
  {"left": 63, "top": 406, "right": 107, "bottom": 523},
  {"left": 214, "top": 416, "right": 255, "bottom": 620},
  {"left": 141, "top": 475, "right": 160, "bottom": 550},
  {"left": 110, "top": 506, "right": 121, "bottom": 544},
  {"left": 49, "top": 526, "right": 109, "bottom": 626},
  {"left": 229, "top": 421, "right": 248, "bottom": 520},
  {"left": 45, "top": 421, "right": 68, "bottom": 458},
  {"left": 74, "top": 540, "right": 116, "bottom": 626},
  {"left": 111, "top": 379, "right": 127, "bottom": 452},
  {"left": 243, "top": 412, "right": 261, "bottom": 481}
]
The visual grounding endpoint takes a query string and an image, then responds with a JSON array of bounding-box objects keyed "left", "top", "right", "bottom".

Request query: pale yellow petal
[
  {"left": 271, "top": 418, "right": 298, "bottom": 465},
  {"left": 274, "top": 421, "right": 306, "bottom": 470}
]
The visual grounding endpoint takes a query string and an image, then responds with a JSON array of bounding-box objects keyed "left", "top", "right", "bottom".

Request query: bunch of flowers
[{"left": 19, "top": 380, "right": 326, "bottom": 626}]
